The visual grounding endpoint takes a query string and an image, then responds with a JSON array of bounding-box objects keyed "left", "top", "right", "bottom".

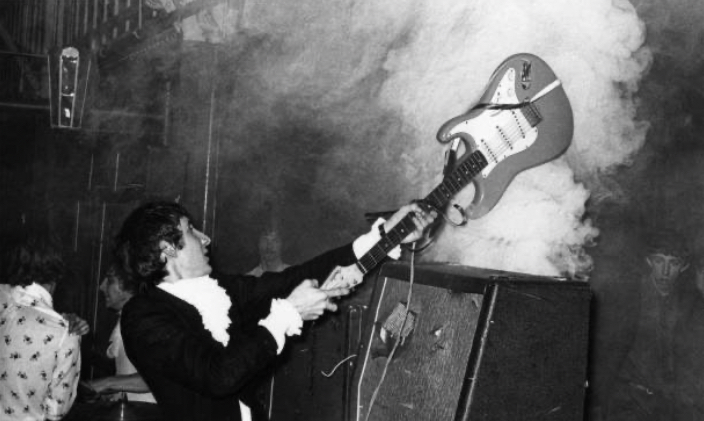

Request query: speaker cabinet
[{"left": 350, "top": 261, "right": 591, "bottom": 421}]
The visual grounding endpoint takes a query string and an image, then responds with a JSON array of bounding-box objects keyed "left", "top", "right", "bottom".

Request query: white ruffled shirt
[{"left": 158, "top": 276, "right": 232, "bottom": 346}]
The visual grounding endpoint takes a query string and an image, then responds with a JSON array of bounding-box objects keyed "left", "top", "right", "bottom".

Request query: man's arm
[
  {"left": 231, "top": 202, "right": 436, "bottom": 321},
  {"left": 228, "top": 242, "right": 357, "bottom": 318},
  {"left": 83, "top": 373, "right": 151, "bottom": 395},
  {"left": 44, "top": 334, "right": 81, "bottom": 420}
]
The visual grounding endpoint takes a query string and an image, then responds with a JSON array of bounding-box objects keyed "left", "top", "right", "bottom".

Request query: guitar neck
[{"left": 356, "top": 149, "right": 489, "bottom": 273}]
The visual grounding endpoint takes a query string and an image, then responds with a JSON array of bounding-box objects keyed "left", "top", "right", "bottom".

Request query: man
[
  {"left": 607, "top": 229, "right": 691, "bottom": 420},
  {"left": 0, "top": 233, "right": 84, "bottom": 420},
  {"left": 116, "top": 200, "right": 434, "bottom": 421},
  {"left": 83, "top": 264, "right": 155, "bottom": 403}
]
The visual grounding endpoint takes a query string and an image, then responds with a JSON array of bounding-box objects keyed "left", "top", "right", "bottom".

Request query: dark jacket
[{"left": 121, "top": 243, "right": 357, "bottom": 421}]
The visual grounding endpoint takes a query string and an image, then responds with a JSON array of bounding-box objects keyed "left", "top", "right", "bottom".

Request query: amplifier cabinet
[{"left": 350, "top": 262, "right": 591, "bottom": 421}]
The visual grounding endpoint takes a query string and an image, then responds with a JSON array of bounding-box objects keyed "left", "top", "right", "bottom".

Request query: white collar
[
  {"left": 10, "top": 283, "right": 63, "bottom": 320},
  {"left": 12, "top": 283, "right": 54, "bottom": 308},
  {"left": 158, "top": 276, "right": 232, "bottom": 346}
]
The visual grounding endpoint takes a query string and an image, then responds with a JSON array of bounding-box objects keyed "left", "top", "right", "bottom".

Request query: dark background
[{"left": 2, "top": 0, "right": 704, "bottom": 419}]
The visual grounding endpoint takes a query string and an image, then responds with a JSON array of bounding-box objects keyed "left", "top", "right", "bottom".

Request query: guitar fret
[
  {"left": 438, "top": 184, "right": 453, "bottom": 199},
  {"left": 426, "top": 192, "right": 444, "bottom": 210},
  {"left": 444, "top": 176, "right": 461, "bottom": 194},
  {"left": 356, "top": 150, "right": 490, "bottom": 276}
]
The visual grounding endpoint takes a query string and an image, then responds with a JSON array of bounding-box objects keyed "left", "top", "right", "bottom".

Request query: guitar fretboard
[{"left": 356, "top": 150, "right": 489, "bottom": 274}]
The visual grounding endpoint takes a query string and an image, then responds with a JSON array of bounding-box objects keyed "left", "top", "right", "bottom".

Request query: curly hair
[
  {"left": 6, "top": 232, "right": 67, "bottom": 288},
  {"left": 113, "top": 201, "right": 193, "bottom": 290},
  {"left": 105, "top": 262, "right": 138, "bottom": 295}
]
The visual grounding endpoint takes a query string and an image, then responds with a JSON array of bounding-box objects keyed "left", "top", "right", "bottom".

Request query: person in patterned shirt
[{"left": 0, "top": 232, "right": 84, "bottom": 420}]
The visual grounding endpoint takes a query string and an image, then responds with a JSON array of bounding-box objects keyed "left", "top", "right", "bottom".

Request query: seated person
[{"left": 83, "top": 264, "right": 155, "bottom": 403}]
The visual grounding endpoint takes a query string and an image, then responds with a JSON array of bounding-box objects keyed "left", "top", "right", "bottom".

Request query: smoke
[{"left": 211, "top": 0, "right": 651, "bottom": 278}]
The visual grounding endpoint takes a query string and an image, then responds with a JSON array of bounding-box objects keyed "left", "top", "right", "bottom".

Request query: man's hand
[
  {"left": 383, "top": 202, "right": 437, "bottom": 244},
  {"left": 63, "top": 313, "right": 90, "bottom": 336},
  {"left": 286, "top": 279, "right": 350, "bottom": 321}
]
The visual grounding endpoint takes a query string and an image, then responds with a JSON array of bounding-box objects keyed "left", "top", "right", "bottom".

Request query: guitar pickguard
[
  {"left": 436, "top": 53, "right": 574, "bottom": 219},
  {"left": 445, "top": 68, "right": 539, "bottom": 179}
]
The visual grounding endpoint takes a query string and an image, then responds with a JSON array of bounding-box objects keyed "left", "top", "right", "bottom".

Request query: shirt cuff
[
  {"left": 258, "top": 299, "right": 303, "bottom": 354},
  {"left": 352, "top": 218, "right": 401, "bottom": 260}
]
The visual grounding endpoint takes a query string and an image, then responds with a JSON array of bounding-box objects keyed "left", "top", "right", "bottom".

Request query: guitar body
[
  {"left": 323, "top": 53, "right": 573, "bottom": 290},
  {"left": 437, "top": 53, "right": 574, "bottom": 219}
]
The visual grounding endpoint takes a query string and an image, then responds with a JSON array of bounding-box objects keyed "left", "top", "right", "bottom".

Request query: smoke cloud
[{"left": 209, "top": 0, "right": 651, "bottom": 278}]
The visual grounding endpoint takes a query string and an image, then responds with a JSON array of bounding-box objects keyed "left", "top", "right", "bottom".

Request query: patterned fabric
[
  {"left": 0, "top": 283, "right": 81, "bottom": 420},
  {"left": 106, "top": 319, "right": 156, "bottom": 403}
]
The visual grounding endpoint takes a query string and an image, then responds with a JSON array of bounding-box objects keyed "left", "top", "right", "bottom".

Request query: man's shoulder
[
  {"left": 210, "top": 272, "right": 249, "bottom": 291},
  {"left": 123, "top": 288, "right": 166, "bottom": 313},
  {"left": 12, "top": 304, "right": 68, "bottom": 329},
  {"left": 211, "top": 271, "right": 245, "bottom": 282},
  {"left": 122, "top": 286, "right": 200, "bottom": 327},
  {"left": 1, "top": 305, "right": 75, "bottom": 350}
]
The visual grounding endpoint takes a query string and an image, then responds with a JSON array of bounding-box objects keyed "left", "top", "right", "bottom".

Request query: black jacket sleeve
[{"left": 220, "top": 242, "right": 357, "bottom": 322}]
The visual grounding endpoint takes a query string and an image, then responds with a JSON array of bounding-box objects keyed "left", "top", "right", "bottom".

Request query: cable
[{"left": 364, "top": 243, "right": 417, "bottom": 421}]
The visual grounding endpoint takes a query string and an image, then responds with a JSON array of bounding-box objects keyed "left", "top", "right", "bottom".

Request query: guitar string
[
  {"left": 480, "top": 110, "right": 536, "bottom": 164},
  {"left": 362, "top": 107, "right": 535, "bottom": 275},
  {"left": 364, "top": 242, "right": 417, "bottom": 421},
  {"left": 429, "top": 109, "right": 533, "bottom": 207}
]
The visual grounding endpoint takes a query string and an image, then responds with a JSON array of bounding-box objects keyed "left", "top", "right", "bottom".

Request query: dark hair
[
  {"left": 646, "top": 228, "right": 690, "bottom": 260},
  {"left": 114, "top": 201, "right": 193, "bottom": 289},
  {"left": 6, "top": 232, "right": 66, "bottom": 287},
  {"left": 105, "top": 262, "right": 138, "bottom": 295}
]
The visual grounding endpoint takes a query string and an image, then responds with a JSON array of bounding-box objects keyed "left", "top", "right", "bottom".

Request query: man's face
[
  {"left": 164, "top": 217, "right": 212, "bottom": 281},
  {"left": 259, "top": 231, "right": 282, "bottom": 265},
  {"left": 646, "top": 253, "right": 688, "bottom": 295},
  {"left": 99, "top": 276, "right": 132, "bottom": 311}
]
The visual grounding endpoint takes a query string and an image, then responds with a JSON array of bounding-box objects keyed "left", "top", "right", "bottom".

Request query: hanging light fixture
[{"left": 48, "top": 46, "right": 93, "bottom": 129}]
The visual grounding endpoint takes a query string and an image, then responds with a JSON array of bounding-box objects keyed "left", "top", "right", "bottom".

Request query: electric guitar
[{"left": 322, "top": 53, "right": 574, "bottom": 290}]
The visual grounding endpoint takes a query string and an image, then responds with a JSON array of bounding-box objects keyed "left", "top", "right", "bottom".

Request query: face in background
[
  {"left": 646, "top": 253, "right": 689, "bottom": 296},
  {"left": 259, "top": 230, "right": 283, "bottom": 265},
  {"left": 695, "top": 265, "right": 704, "bottom": 297},
  {"left": 99, "top": 274, "right": 133, "bottom": 311},
  {"left": 162, "top": 217, "right": 212, "bottom": 282}
]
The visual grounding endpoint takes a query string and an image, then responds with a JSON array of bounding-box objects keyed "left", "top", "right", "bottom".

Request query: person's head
[
  {"left": 99, "top": 264, "right": 137, "bottom": 311},
  {"left": 114, "top": 201, "right": 211, "bottom": 289},
  {"left": 258, "top": 228, "right": 283, "bottom": 266},
  {"left": 644, "top": 229, "right": 690, "bottom": 296},
  {"left": 6, "top": 231, "right": 66, "bottom": 295}
]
